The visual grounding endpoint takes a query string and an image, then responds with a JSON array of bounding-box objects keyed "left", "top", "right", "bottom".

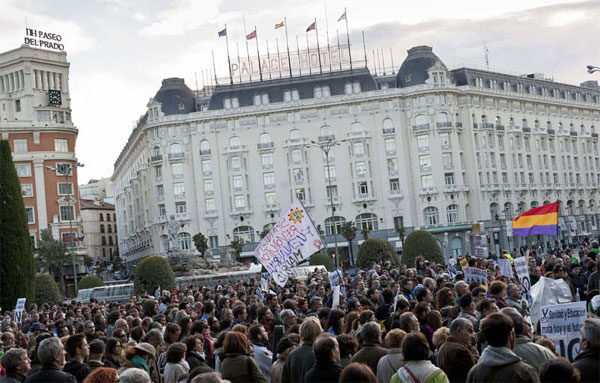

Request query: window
[
  {"left": 387, "top": 158, "right": 398, "bottom": 172},
  {"left": 265, "top": 191, "right": 277, "bottom": 204},
  {"left": 324, "top": 165, "right": 336, "bottom": 181},
  {"left": 419, "top": 154, "right": 431, "bottom": 169},
  {"left": 261, "top": 152, "right": 274, "bottom": 167},
  {"left": 295, "top": 188, "right": 306, "bottom": 201},
  {"left": 209, "top": 235, "right": 219, "bottom": 249},
  {"left": 37, "top": 110, "right": 51, "bottom": 120},
  {"left": 326, "top": 185, "right": 338, "bottom": 200},
  {"left": 100, "top": 224, "right": 105, "bottom": 233},
  {"left": 13, "top": 139, "right": 28, "bottom": 153},
  {"left": 21, "top": 184, "right": 33, "bottom": 197},
  {"left": 234, "top": 195, "right": 246, "bottom": 209},
  {"left": 25, "top": 207, "right": 34, "bottom": 224},
  {"left": 170, "top": 143, "right": 182, "bottom": 154},
  {"left": 289, "top": 129, "right": 301, "bottom": 140},
  {"left": 293, "top": 168, "right": 304, "bottom": 183},
  {"left": 171, "top": 163, "right": 183, "bottom": 176},
  {"left": 58, "top": 183, "right": 73, "bottom": 195},
  {"left": 200, "top": 140, "right": 210, "bottom": 154},
  {"left": 56, "top": 163, "right": 72, "bottom": 175},
  {"left": 203, "top": 179, "right": 214, "bottom": 193},
  {"left": 54, "top": 139, "right": 68, "bottom": 152},
  {"left": 421, "top": 175, "right": 433, "bottom": 188},
  {"left": 230, "top": 156, "right": 241, "bottom": 170},
  {"left": 355, "top": 161, "right": 366, "bottom": 175},
  {"left": 443, "top": 153, "right": 453, "bottom": 167},
  {"left": 99, "top": 213, "right": 104, "bottom": 221},
  {"left": 424, "top": 206, "right": 439, "bottom": 225},
  {"left": 63, "top": 233, "right": 77, "bottom": 248},
  {"left": 389, "top": 178, "right": 400, "bottom": 191},
  {"left": 385, "top": 138, "right": 396, "bottom": 153},
  {"left": 324, "top": 216, "right": 346, "bottom": 235},
  {"left": 173, "top": 182, "right": 185, "bottom": 197},
  {"left": 155, "top": 166, "right": 162, "bottom": 179},
  {"left": 205, "top": 198, "right": 216, "bottom": 211},
  {"left": 358, "top": 181, "right": 369, "bottom": 195},
  {"left": 159, "top": 204, "right": 166, "bottom": 217},
  {"left": 202, "top": 159, "right": 212, "bottom": 173},
  {"left": 15, "top": 164, "right": 31, "bottom": 177},
  {"left": 175, "top": 202, "right": 187, "bottom": 214},
  {"left": 263, "top": 172, "right": 275, "bottom": 187},
  {"left": 291, "top": 149, "right": 302, "bottom": 163},
  {"left": 156, "top": 185, "right": 164, "bottom": 198},
  {"left": 15, "top": 100, "right": 21, "bottom": 112},
  {"left": 60, "top": 205, "right": 75, "bottom": 222},
  {"left": 229, "top": 136, "right": 240, "bottom": 148},
  {"left": 178, "top": 233, "right": 192, "bottom": 250},
  {"left": 233, "top": 226, "right": 255, "bottom": 243},
  {"left": 445, "top": 173, "right": 455, "bottom": 185},
  {"left": 345, "top": 83, "right": 353, "bottom": 94},
  {"left": 446, "top": 205, "right": 459, "bottom": 223},
  {"left": 233, "top": 175, "right": 243, "bottom": 190},
  {"left": 356, "top": 213, "right": 378, "bottom": 231},
  {"left": 417, "top": 135, "right": 429, "bottom": 150}
]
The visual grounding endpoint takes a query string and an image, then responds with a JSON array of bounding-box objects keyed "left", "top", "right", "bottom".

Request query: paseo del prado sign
[{"left": 24, "top": 28, "right": 64, "bottom": 51}]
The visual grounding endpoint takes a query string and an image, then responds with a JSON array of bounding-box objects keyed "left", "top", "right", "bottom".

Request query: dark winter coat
[
  {"left": 303, "top": 360, "right": 343, "bottom": 383},
  {"left": 573, "top": 349, "right": 600, "bottom": 383},
  {"left": 281, "top": 343, "right": 315, "bottom": 383},
  {"left": 62, "top": 360, "right": 91, "bottom": 383},
  {"left": 24, "top": 364, "right": 77, "bottom": 383},
  {"left": 351, "top": 343, "right": 389, "bottom": 375},
  {"left": 220, "top": 353, "right": 267, "bottom": 383},
  {"left": 437, "top": 336, "right": 478, "bottom": 383}
]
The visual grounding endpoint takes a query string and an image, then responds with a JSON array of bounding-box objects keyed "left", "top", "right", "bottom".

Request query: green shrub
[
  {"left": 134, "top": 256, "right": 175, "bottom": 294},
  {"left": 401, "top": 230, "right": 445, "bottom": 266},
  {"left": 34, "top": 275, "right": 62, "bottom": 305},
  {"left": 356, "top": 238, "right": 399, "bottom": 268},
  {"left": 78, "top": 275, "right": 104, "bottom": 290},
  {"left": 309, "top": 253, "right": 335, "bottom": 271}
]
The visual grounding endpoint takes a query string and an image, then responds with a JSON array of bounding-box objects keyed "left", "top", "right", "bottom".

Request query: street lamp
[
  {"left": 308, "top": 138, "right": 347, "bottom": 269},
  {"left": 586, "top": 65, "right": 600, "bottom": 74},
  {"left": 45, "top": 162, "right": 84, "bottom": 294}
]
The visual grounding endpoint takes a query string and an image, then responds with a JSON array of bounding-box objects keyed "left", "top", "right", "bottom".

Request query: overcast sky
[{"left": 2, "top": 0, "right": 599, "bottom": 183}]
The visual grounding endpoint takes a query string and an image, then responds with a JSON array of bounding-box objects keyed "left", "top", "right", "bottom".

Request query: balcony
[
  {"left": 230, "top": 206, "right": 253, "bottom": 215},
  {"left": 570, "top": 131, "right": 578, "bottom": 137},
  {"left": 420, "top": 165, "right": 432, "bottom": 173},
  {"left": 347, "top": 130, "right": 369, "bottom": 139},
  {"left": 257, "top": 142, "right": 274, "bottom": 150},
  {"left": 473, "top": 123, "right": 479, "bottom": 129},
  {"left": 388, "top": 190, "right": 404, "bottom": 199},
  {"left": 284, "top": 138, "right": 308, "bottom": 147},
  {"left": 324, "top": 196, "right": 341, "bottom": 205},
  {"left": 352, "top": 194, "right": 376, "bottom": 203},
  {"left": 263, "top": 203, "right": 280, "bottom": 212},
  {"left": 174, "top": 192, "right": 186, "bottom": 200},
  {"left": 547, "top": 129, "right": 556, "bottom": 135},
  {"left": 382, "top": 127, "right": 396, "bottom": 135},
  {"left": 412, "top": 124, "right": 430, "bottom": 132},
  {"left": 156, "top": 216, "right": 167, "bottom": 223},
  {"left": 150, "top": 154, "right": 163, "bottom": 163},
  {"left": 436, "top": 121, "right": 452, "bottom": 131},
  {"left": 495, "top": 125, "right": 505, "bottom": 131},
  {"left": 592, "top": 132, "right": 598, "bottom": 138},
  {"left": 419, "top": 187, "right": 438, "bottom": 195},
  {"left": 199, "top": 149, "right": 211, "bottom": 156},
  {"left": 444, "top": 163, "right": 454, "bottom": 170},
  {"left": 157, "top": 195, "right": 164, "bottom": 202},
  {"left": 168, "top": 152, "right": 185, "bottom": 161},
  {"left": 318, "top": 134, "right": 336, "bottom": 142},
  {"left": 455, "top": 122, "right": 463, "bottom": 129},
  {"left": 482, "top": 123, "right": 495, "bottom": 130},
  {"left": 175, "top": 213, "right": 190, "bottom": 221},
  {"left": 443, "top": 184, "right": 460, "bottom": 193},
  {"left": 224, "top": 145, "right": 248, "bottom": 154},
  {"left": 204, "top": 210, "right": 218, "bottom": 218},
  {"left": 522, "top": 127, "right": 531, "bottom": 133}
]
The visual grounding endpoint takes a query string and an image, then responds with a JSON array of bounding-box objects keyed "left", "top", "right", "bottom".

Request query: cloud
[
  {"left": 133, "top": 12, "right": 145, "bottom": 21},
  {"left": 138, "top": 0, "right": 220, "bottom": 36}
]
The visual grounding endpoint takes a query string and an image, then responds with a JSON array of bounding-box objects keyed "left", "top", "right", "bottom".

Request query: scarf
[{"left": 131, "top": 355, "right": 150, "bottom": 374}]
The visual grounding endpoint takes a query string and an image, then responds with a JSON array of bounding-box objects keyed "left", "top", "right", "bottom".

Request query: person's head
[
  {"left": 539, "top": 357, "right": 580, "bottom": 383},
  {"left": 489, "top": 281, "right": 507, "bottom": 298},
  {"left": 83, "top": 367, "right": 119, "bottom": 383},
  {"left": 414, "top": 302, "right": 431, "bottom": 320},
  {"left": 185, "top": 335, "right": 204, "bottom": 355},
  {"left": 115, "top": 318, "right": 129, "bottom": 334},
  {"left": 449, "top": 318, "right": 475, "bottom": 347},
  {"left": 38, "top": 337, "right": 66, "bottom": 367},
  {"left": 313, "top": 333, "right": 340, "bottom": 363},
  {"left": 223, "top": 331, "right": 248, "bottom": 354},
  {"left": 506, "top": 284, "right": 521, "bottom": 299},
  {"left": 477, "top": 298, "right": 499, "bottom": 317},
  {"left": 131, "top": 326, "right": 145, "bottom": 343},
  {"left": 280, "top": 309, "right": 297, "bottom": 327},
  {"left": 325, "top": 309, "right": 345, "bottom": 334},
  {"left": 455, "top": 281, "right": 469, "bottom": 297},
  {"left": 481, "top": 312, "right": 515, "bottom": 348},
  {"left": 248, "top": 325, "right": 268, "bottom": 343},
  {"left": 339, "top": 362, "right": 377, "bottom": 383},
  {"left": 88, "top": 340, "right": 105, "bottom": 361},
  {"left": 579, "top": 318, "right": 600, "bottom": 351},
  {"left": 1, "top": 332, "right": 15, "bottom": 351},
  {"left": 432, "top": 327, "right": 449, "bottom": 350},
  {"left": 119, "top": 368, "right": 151, "bottom": 383},
  {"left": 165, "top": 323, "right": 181, "bottom": 343},
  {"left": 165, "top": 342, "right": 186, "bottom": 363},
  {"left": 500, "top": 307, "right": 525, "bottom": 335},
  {"left": 399, "top": 312, "right": 419, "bottom": 333},
  {"left": 335, "top": 333, "right": 358, "bottom": 359},
  {"left": 402, "top": 332, "right": 430, "bottom": 361},
  {"left": 1, "top": 348, "right": 30, "bottom": 376},
  {"left": 310, "top": 296, "right": 323, "bottom": 311},
  {"left": 105, "top": 338, "right": 121, "bottom": 357},
  {"left": 232, "top": 305, "right": 247, "bottom": 321},
  {"left": 471, "top": 287, "right": 487, "bottom": 304},
  {"left": 415, "top": 287, "right": 433, "bottom": 303},
  {"left": 143, "top": 329, "right": 164, "bottom": 348},
  {"left": 299, "top": 316, "right": 322, "bottom": 344},
  {"left": 66, "top": 333, "right": 89, "bottom": 359},
  {"left": 384, "top": 329, "right": 407, "bottom": 349},
  {"left": 361, "top": 322, "right": 382, "bottom": 345},
  {"left": 190, "top": 372, "right": 228, "bottom": 383}
]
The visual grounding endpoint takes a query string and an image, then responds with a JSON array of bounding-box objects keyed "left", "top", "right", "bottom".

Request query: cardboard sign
[
  {"left": 474, "top": 246, "right": 488, "bottom": 258},
  {"left": 459, "top": 258, "right": 469, "bottom": 269},
  {"left": 473, "top": 235, "right": 485, "bottom": 247},
  {"left": 540, "top": 301, "right": 587, "bottom": 362},
  {"left": 463, "top": 267, "right": 488, "bottom": 285},
  {"left": 13, "top": 298, "right": 26, "bottom": 324},
  {"left": 514, "top": 257, "right": 533, "bottom": 307},
  {"left": 499, "top": 258, "right": 514, "bottom": 278}
]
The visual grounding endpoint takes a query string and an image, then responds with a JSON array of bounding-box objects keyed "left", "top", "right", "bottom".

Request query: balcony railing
[
  {"left": 263, "top": 203, "right": 280, "bottom": 212},
  {"left": 168, "top": 152, "right": 185, "bottom": 160},
  {"left": 419, "top": 187, "right": 437, "bottom": 195},
  {"left": 495, "top": 125, "right": 505, "bottom": 131},
  {"left": 204, "top": 210, "right": 218, "bottom": 218},
  {"left": 352, "top": 194, "right": 376, "bottom": 203},
  {"left": 436, "top": 121, "right": 452, "bottom": 129},
  {"left": 150, "top": 154, "right": 163, "bottom": 163},
  {"left": 383, "top": 128, "right": 396, "bottom": 135},
  {"left": 318, "top": 134, "right": 336, "bottom": 142},
  {"left": 199, "top": 149, "right": 211, "bottom": 156},
  {"left": 522, "top": 127, "right": 531, "bottom": 133},
  {"left": 413, "top": 124, "right": 430, "bottom": 132},
  {"left": 547, "top": 129, "right": 556, "bottom": 135},
  {"left": 388, "top": 189, "right": 403, "bottom": 199},
  {"left": 324, "top": 196, "right": 341, "bottom": 205},
  {"left": 257, "top": 142, "right": 274, "bottom": 150}
]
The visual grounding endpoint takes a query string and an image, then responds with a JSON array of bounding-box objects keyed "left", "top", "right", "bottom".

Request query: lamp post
[
  {"left": 308, "top": 138, "right": 347, "bottom": 269},
  {"left": 586, "top": 65, "right": 600, "bottom": 74},
  {"left": 46, "top": 162, "right": 84, "bottom": 294}
]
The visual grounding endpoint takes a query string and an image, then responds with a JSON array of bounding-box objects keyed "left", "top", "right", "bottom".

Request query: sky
[{"left": 1, "top": 0, "right": 600, "bottom": 184}]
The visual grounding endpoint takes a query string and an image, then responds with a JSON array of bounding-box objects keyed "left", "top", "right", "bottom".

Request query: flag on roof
[
  {"left": 306, "top": 21, "right": 316, "bottom": 32},
  {"left": 512, "top": 201, "right": 559, "bottom": 236},
  {"left": 218, "top": 28, "right": 227, "bottom": 37},
  {"left": 246, "top": 29, "right": 257, "bottom": 40},
  {"left": 337, "top": 10, "right": 346, "bottom": 22},
  {"left": 275, "top": 21, "right": 284, "bottom": 29}
]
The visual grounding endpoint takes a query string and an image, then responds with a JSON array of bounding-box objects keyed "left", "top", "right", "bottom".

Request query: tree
[
  {"left": 78, "top": 275, "right": 104, "bottom": 290},
  {"left": 36, "top": 229, "right": 70, "bottom": 296},
  {"left": 341, "top": 221, "right": 358, "bottom": 267},
  {"left": 34, "top": 275, "right": 62, "bottom": 306},
  {"left": 401, "top": 230, "right": 445, "bottom": 266},
  {"left": 133, "top": 255, "right": 175, "bottom": 295},
  {"left": 356, "top": 238, "right": 399, "bottom": 268},
  {"left": 0, "top": 140, "right": 35, "bottom": 311},
  {"left": 309, "top": 253, "right": 335, "bottom": 271},
  {"left": 192, "top": 232, "right": 208, "bottom": 255}
]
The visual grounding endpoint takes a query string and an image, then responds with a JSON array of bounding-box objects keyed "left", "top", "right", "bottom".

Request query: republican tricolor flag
[
  {"left": 512, "top": 201, "right": 558, "bottom": 236},
  {"left": 306, "top": 21, "right": 316, "bottom": 32},
  {"left": 246, "top": 29, "right": 257, "bottom": 40}
]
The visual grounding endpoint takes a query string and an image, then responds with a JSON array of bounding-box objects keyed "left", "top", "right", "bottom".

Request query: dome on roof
[
  {"left": 153, "top": 78, "right": 196, "bottom": 116},
  {"left": 396, "top": 46, "right": 446, "bottom": 88}
]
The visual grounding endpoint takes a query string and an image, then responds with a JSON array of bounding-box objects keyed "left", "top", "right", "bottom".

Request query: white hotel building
[{"left": 113, "top": 46, "right": 600, "bottom": 265}]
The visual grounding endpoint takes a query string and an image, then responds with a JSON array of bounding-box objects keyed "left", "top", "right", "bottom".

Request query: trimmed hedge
[
  {"left": 134, "top": 256, "right": 175, "bottom": 295},
  {"left": 401, "top": 230, "right": 445, "bottom": 266},
  {"left": 309, "top": 253, "right": 335, "bottom": 271},
  {"left": 356, "top": 238, "right": 399, "bottom": 268},
  {"left": 78, "top": 275, "right": 104, "bottom": 290},
  {"left": 34, "top": 275, "right": 62, "bottom": 305}
]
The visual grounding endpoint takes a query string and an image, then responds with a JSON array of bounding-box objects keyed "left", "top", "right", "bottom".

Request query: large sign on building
[{"left": 24, "top": 28, "right": 64, "bottom": 51}]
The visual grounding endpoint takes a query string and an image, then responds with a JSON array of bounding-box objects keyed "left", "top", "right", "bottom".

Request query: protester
[
  {"left": 24, "top": 337, "right": 76, "bottom": 383},
  {"left": 350, "top": 322, "right": 387, "bottom": 375},
  {"left": 339, "top": 362, "right": 377, "bottom": 383},
  {"left": 437, "top": 318, "right": 478, "bottom": 383},
  {"left": 163, "top": 342, "right": 189, "bottom": 383},
  {"left": 539, "top": 358, "right": 580, "bottom": 383},
  {"left": 1, "top": 349, "right": 31, "bottom": 383},
  {"left": 572, "top": 318, "right": 600, "bottom": 383},
  {"left": 376, "top": 329, "right": 406, "bottom": 383},
  {"left": 390, "top": 332, "right": 449, "bottom": 383},
  {"left": 82, "top": 367, "right": 119, "bottom": 383},
  {"left": 303, "top": 333, "right": 342, "bottom": 383},
  {"left": 86, "top": 340, "right": 105, "bottom": 371},
  {"left": 219, "top": 331, "right": 266, "bottom": 383},
  {"left": 281, "top": 317, "right": 321, "bottom": 383},
  {"left": 102, "top": 338, "right": 122, "bottom": 369}
]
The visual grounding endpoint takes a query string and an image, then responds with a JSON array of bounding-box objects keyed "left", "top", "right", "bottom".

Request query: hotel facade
[{"left": 112, "top": 46, "right": 600, "bottom": 265}]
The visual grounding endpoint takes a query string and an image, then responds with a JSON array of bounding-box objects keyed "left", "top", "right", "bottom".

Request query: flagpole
[
  {"left": 211, "top": 50, "right": 218, "bottom": 85},
  {"left": 224, "top": 24, "right": 233, "bottom": 85},
  {"left": 266, "top": 38, "right": 272, "bottom": 80},
  {"left": 381, "top": 48, "right": 386, "bottom": 75},
  {"left": 362, "top": 30, "right": 367, "bottom": 69},
  {"left": 314, "top": 19, "right": 323, "bottom": 74},
  {"left": 324, "top": 0, "right": 332, "bottom": 72},
  {"left": 296, "top": 35, "right": 302, "bottom": 76},
  {"left": 306, "top": 33, "right": 312, "bottom": 75},
  {"left": 236, "top": 43, "right": 242, "bottom": 83},
  {"left": 390, "top": 47, "right": 395, "bottom": 74},
  {"left": 255, "top": 26, "right": 263, "bottom": 81},
  {"left": 336, "top": 29, "right": 342, "bottom": 71},
  {"left": 243, "top": 13, "right": 252, "bottom": 82},
  {"left": 344, "top": 8, "right": 352, "bottom": 70},
  {"left": 276, "top": 38, "right": 282, "bottom": 79},
  {"left": 284, "top": 17, "right": 293, "bottom": 78}
]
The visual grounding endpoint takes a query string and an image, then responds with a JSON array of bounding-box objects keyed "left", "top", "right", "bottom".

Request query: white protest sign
[
  {"left": 249, "top": 263, "right": 262, "bottom": 273},
  {"left": 13, "top": 298, "right": 26, "bottom": 323},
  {"left": 499, "top": 259, "right": 514, "bottom": 278},
  {"left": 463, "top": 267, "right": 487, "bottom": 285},
  {"left": 514, "top": 257, "right": 533, "bottom": 307},
  {"left": 473, "top": 235, "right": 485, "bottom": 247},
  {"left": 332, "top": 285, "right": 341, "bottom": 309},
  {"left": 254, "top": 200, "right": 324, "bottom": 287},
  {"left": 328, "top": 270, "right": 341, "bottom": 287},
  {"left": 530, "top": 277, "right": 573, "bottom": 326},
  {"left": 474, "top": 246, "right": 488, "bottom": 258},
  {"left": 540, "top": 301, "right": 587, "bottom": 362},
  {"left": 290, "top": 265, "right": 326, "bottom": 277},
  {"left": 448, "top": 263, "right": 458, "bottom": 279}
]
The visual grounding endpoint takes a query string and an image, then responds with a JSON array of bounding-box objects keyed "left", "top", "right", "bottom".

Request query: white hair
[{"left": 119, "top": 368, "right": 151, "bottom": 383}]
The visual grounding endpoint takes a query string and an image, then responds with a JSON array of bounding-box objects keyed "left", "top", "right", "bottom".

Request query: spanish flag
[{"left": 512, "top": 201, "right": 558, "bottom": 236}]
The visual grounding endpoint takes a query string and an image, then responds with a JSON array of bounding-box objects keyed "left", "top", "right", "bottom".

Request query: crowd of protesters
[{"left": 1, "top": 240, "right": 599, "bottom": 383}]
